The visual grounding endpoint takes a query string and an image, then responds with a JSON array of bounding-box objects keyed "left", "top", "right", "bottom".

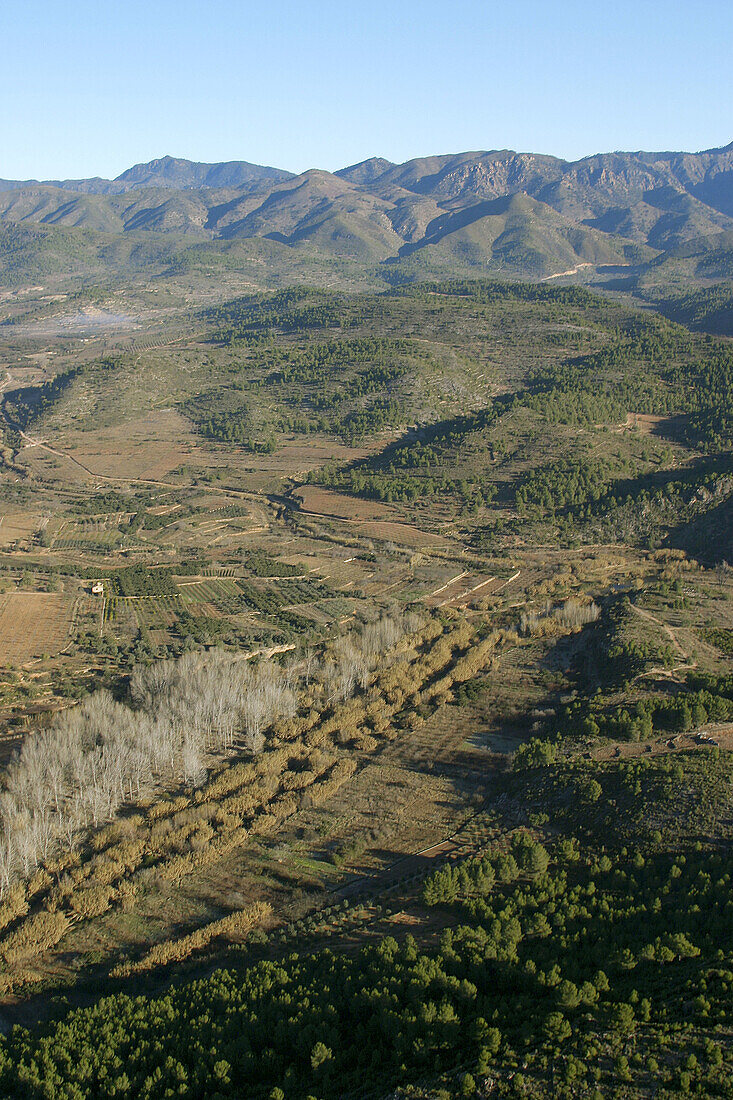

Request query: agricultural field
[
  {"left": 0, "top": 510, "right": 48, "bottom": 549},
  {"left": 0, "top": 592, "right": 75, "bottom": 664}
]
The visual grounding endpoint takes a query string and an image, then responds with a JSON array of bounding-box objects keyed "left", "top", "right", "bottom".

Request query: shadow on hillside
[{"left": 667, "top": 492, "right": 733, "bottom": 565}]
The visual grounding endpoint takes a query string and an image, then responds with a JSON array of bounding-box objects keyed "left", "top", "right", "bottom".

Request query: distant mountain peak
[
  {"left": 336, "top": 157, "right": 396, "bottom": 184},
  {"left": 114, "top": 156, "right": 293, "bottom": 191}
]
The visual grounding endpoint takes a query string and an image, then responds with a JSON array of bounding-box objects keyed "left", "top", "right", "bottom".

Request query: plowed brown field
[{"left": 0, "top": 593, "right": 74, "bottom": 664}]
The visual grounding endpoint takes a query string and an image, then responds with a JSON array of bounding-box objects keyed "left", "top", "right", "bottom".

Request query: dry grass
[
  {"left": 0, "top": 512, "right": 46, "bottom": 547},
  {"left": 61, "top": 410, "right": 203, "bottom": 481},
  {"left": 423, "top": 572, "right": 496, "bottom": 607}
]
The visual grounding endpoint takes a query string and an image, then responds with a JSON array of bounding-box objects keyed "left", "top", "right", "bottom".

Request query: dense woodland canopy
[{"left": 1, "top": 824, "right": 731, "bottom": 1098}]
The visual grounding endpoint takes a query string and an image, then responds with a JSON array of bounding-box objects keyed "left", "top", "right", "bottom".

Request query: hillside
[
  {"left": 1, "top": 143, "right": 732, "bottom": 285},
  {"left": 0, "top": 156, "right": 731, "bottom": 1097},
  {"left": 394, "top": 192, "right": 651, "bottom": 277}
]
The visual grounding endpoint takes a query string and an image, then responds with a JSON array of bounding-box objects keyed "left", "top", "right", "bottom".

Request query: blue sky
[{"left": 3, "top": 0, "right": 732, "bottom": 179}]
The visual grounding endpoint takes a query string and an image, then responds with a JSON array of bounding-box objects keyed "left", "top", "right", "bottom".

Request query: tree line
[{"left": 0, "top": 613, "right": 413, "bottom": 897}]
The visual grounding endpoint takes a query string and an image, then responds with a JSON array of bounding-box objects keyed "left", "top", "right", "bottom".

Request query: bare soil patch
[
  {"left": 294, "top": 487, "right": 446, "bottom": 545},
  {"left": 616, "top": 413, "right": 675, "bottom": 435},
  {"left": 591, "top": 724, "right": 733, "bottom": 762},
  {"left": 243, "top": 439, "right": 380, "bottom": 479},
  {"left": 8, "top": 308, "right": 141, "bottom": 338},
  {"left": 355, "top": 520, "right": 446, "bottom": 548},
  {"left": 0, "top": 593, "right": 74, "bottom": 664},
  {"left": 0, "top": 512, "right": 46, "bottom": 548},
  {"left": 61, "top": 410, "right": 202, "bottom": 481},
  {"left": 294, "top": 487, "right": 395, "bottom": 522}
]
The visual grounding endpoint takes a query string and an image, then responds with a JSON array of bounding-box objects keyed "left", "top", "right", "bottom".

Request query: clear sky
[{"left": 3, "top": 0, "right": 732, "bottom": 180}]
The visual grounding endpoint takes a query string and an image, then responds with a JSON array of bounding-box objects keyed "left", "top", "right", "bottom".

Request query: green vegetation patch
[{"left": 3, "top": 830, "right": 731, "bottom": 1098}]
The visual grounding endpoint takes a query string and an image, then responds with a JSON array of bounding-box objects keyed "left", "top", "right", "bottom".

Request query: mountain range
[{"left": 2, "top": 145, "right": 733, "bottom": 281}]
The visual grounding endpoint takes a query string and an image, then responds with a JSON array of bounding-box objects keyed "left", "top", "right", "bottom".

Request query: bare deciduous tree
[{"left": 0, "top": 609, "right": 410, "bottom": 896}]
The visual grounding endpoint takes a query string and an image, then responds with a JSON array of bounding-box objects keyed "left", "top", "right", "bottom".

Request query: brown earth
[
  {"left": 0, "top": 593, "right": 75, "bottom": 664},
  {"left": 293, "top": 487, "right": 446, "bottom": 547},
  {"left": 294, "top": 486, "right": 396, "bottom": 522},
  {"left": 354, "top": 521, "right": 446, "bottom": 547}
]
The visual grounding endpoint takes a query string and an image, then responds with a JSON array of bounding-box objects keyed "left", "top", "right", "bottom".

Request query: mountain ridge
[
  {"left": 0, "top": 155, "right": 293, "bottom": 194},
  {"left": 1, "top": 143, "right": 732, "bottom": 282}
]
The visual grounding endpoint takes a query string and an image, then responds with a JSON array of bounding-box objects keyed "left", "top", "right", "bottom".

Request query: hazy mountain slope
[
  {"left": 1, "top": 143, "right": 732, "bottom": 282},
  {"left": 0, "top": 184, "right": 219, "bottom": 236},
  {"left": 374, "top": 145, "right": 733, "bottom": 219},
  {"left": 636, "top": 141, "right": 733, "bottom": 216},
  {"left": 0, "top": 187, "right": 129, "bottom": 233},
  {"left": 213, "top": 171, "right": 409, "bottom": 258},
  {"left": 363, "top": 149, "right": 566, "bottom": 204},
  {"left": 114, "top": 155, "right": 293, "bottom": 191},
  {"left": 0, "top": 156, "right": 293, "bottom": 195},
  {"left": 396, "top": 192, "right": 651, "bottom": 276},
  {"left": 640, "top": 230, "right": 733, "bottom": 286},
  {"left": 0, "top": 176, "right": 127, "bottom": 195},
  {"left": 581, "top": 187, "right": 733, "bottom": 250},
  {"left": 537, "top": 151, "right": 674, "bottom": 218},
  {"left": 0, "top": 221, "right": 184, "bottom": 281},
  {"left": 335, "top": 156, "right": 395, "bottom": 184},
  {"left": 364, "top": 145, "right": 733, "bottom": 255}
]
